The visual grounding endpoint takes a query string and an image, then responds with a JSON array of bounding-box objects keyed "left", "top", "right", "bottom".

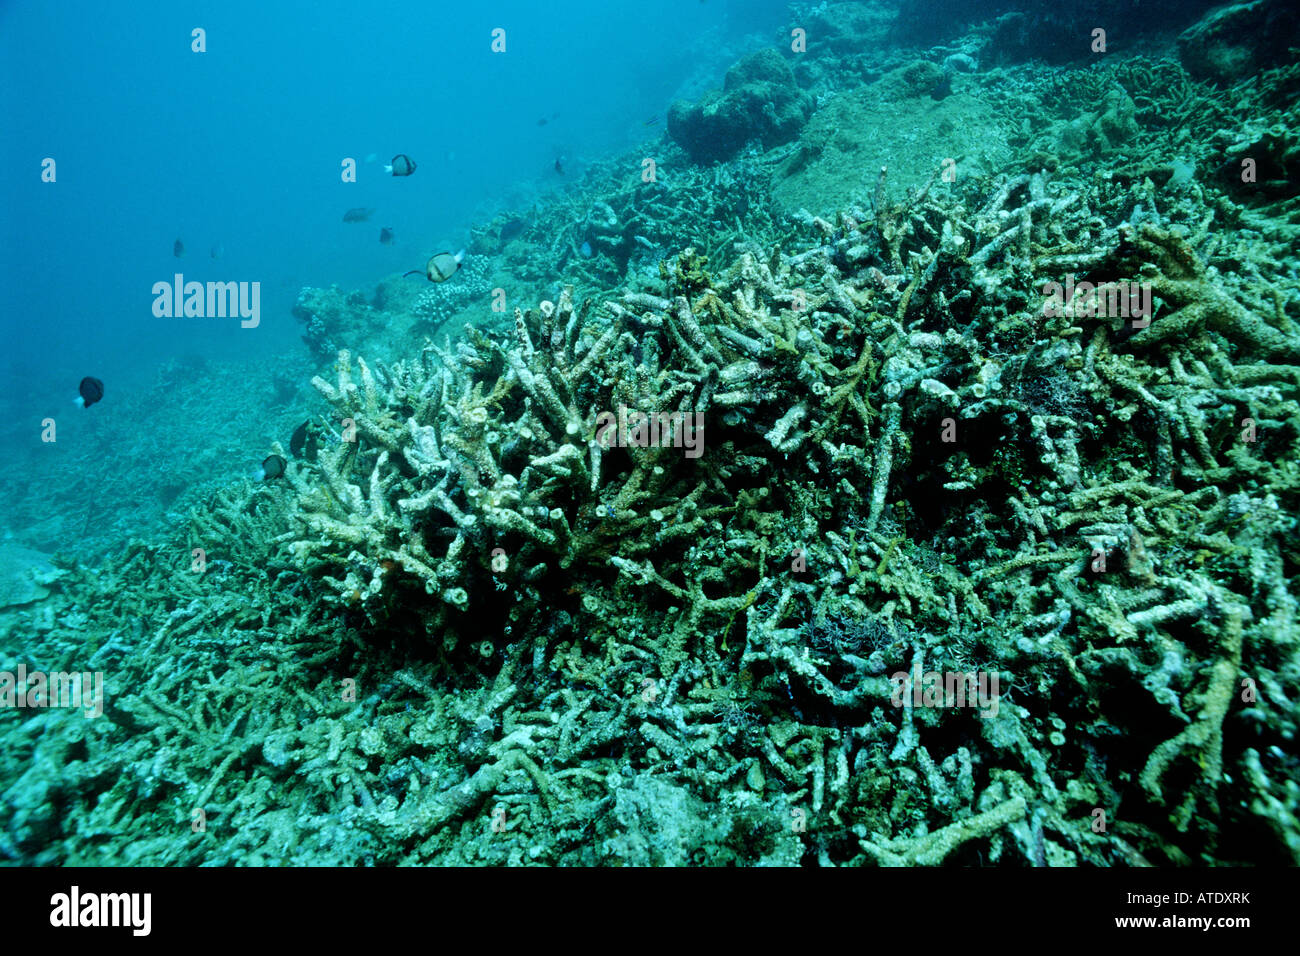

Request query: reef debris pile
[
  {"left": 6, "top": 30, "right": 1299, "bottom": 868},
  {"left": 229, "top": 153, "right": 1300, "bottom": 863}
]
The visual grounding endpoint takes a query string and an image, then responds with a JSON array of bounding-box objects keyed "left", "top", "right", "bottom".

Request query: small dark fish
[
  {"left": 343, "top": 207, "right": 375, "bottom": 223},
  {"left": 386, "top": 154, "right": 417, "bottom": 176},
  {"left": 289, "top": 423, "right": 307, "bottom": 458},
  {"left": 290, "top": 421, "right": 320, "bottom": 461},
  {"left": 259, "top": 454, "right": 286, "bottom": 480},
  {"left": 404, "top": 249, "right": 465, "bottom": 283},
  {"left": 76, "top": 376, "right": 104, "bottom": 409},
  {"left": 554, "top": 158, "right": 564, "bottom": 174},
  {"left": 173, "top": 239, "right": 185, "bottom": 257},
  {"left": 931, "top": 71, "right": 953, "bottom": 101},
  {"left": 210, "top": 241, "right": 224, "bottom": 259},
  {"left": 537, "top": 118, "right": 548, "bottom": 126},
  {"left": 379, "top": 227, "right": 396, "bottom": 245},
  {"left": 499, "top": 218, "right": 526, "bottom": 242},
  {"left": 642, "top": 116, "right": 660, "bottom": 127}
]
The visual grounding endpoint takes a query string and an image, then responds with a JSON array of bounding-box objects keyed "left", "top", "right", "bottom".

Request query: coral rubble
[{"left": 5, "top": 14, "right": 1298, "bottom": 869}]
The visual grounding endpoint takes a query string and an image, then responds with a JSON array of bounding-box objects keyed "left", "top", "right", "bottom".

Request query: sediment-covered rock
[
  {"left": 668, "top": 49, "right": 813, "bottom": 163},
  {"left": 1178, "top": 0, "right": 1299, "bottom": 84}
]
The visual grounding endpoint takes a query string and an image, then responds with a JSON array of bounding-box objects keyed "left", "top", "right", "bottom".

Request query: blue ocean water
[{"left": 1, "top": 0, "right": 781, "bottom": 398}]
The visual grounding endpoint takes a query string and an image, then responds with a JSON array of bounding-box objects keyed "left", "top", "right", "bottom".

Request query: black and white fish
[
  {"left": 404, "top": 250, "right": 465, "bottom": 283},
  {"left": 75, "top": 376, "right": 104, "bottom": 409},
  {"left": 256, "top": 454, "right": 286, "bottom": 480},
  {"left": 385, "top": 154, "right": 417, "bottom": 176}
]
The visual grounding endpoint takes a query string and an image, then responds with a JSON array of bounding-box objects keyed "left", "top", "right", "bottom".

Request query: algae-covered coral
[{"left": 3, "top": 2, "right": 1298, "bottom": 866}]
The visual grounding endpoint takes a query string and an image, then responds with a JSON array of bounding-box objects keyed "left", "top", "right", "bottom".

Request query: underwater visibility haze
[{"left": 1, "top": 0, "right": 1299, "bottom": 868}]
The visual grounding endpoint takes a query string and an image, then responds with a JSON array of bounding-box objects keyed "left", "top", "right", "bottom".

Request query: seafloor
[{"left": 3, "top": 4, "right": 1298, "bottom": 865}]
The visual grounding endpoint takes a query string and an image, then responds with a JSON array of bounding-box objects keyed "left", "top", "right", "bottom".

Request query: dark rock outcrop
[
  {"left": 1178, "top": 0, "right": 1299, "bottom": 85},
  {"left": 668, "top": 49, "right": 813, "bottom": 164}
]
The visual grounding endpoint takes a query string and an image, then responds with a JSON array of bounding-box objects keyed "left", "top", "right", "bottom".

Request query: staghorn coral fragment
[
  {"left": 859, "top": 795, "right": 1028, "bottom": 867},
  {"left": 1139, "top": 606, "right": 1245, "bottom": 830}
]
